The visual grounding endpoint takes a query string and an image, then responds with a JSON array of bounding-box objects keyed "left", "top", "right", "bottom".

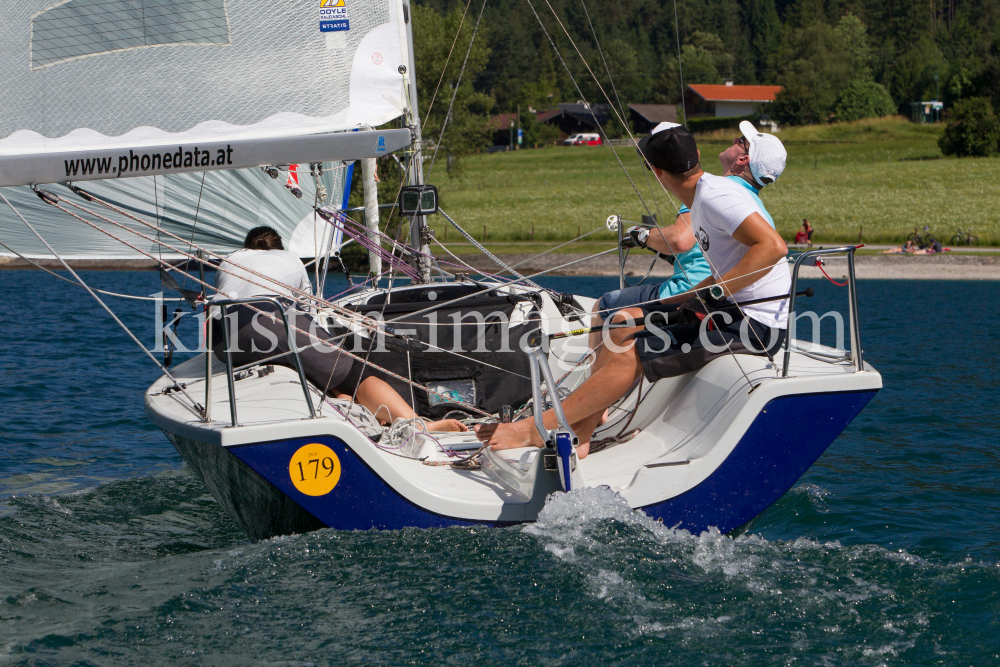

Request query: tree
[
  {"left": 520, "top": 113, "right": 561, "bottom": 146},
  {"left": 938, "top": 97, "right": 1000, "bottom": 156},
  {"left": 767, "top": 22, "right": 854, "bottom": 123},
  {"left": 651, "top": 31, "right": 733, "bottom": 103},
  {"left": 834, "top": 79, "right": 896, "bottom": 121},
  {"left": 412, "top": 4, "right": 494, "bottom": 163},
  {"left": 834, "top": 14, "right": 872, "bottom": 79},
  {"left": 741, "top": 0, "right": 781, "bottom": 81}
]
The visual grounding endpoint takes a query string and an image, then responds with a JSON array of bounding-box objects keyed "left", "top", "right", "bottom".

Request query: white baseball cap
[{"left": 739, "top": 120, "right": 786, "bottom": 187}]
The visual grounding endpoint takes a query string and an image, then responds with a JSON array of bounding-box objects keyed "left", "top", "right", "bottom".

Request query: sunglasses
[{"left": 734, "top": 136, "right": 750, "bottom": 153}]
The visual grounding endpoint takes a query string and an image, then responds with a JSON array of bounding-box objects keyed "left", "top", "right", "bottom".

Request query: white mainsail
[{"left": 0, "top": 0, "right": 411, "bottom": 259}]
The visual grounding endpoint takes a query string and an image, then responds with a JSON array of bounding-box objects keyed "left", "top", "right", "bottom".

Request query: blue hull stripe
[
  {"left": 641, "top": 389, "right": 877, "bottom": 533},
  {"left": 226, "top": 390, "right": 877, "bottom": 532}
]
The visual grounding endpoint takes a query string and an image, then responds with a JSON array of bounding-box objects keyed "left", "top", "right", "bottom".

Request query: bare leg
[
  {"left": 587, "top": 301, "right": 604, "bottom": 359},
  {"left": 569, "top": 410, "right": 606, "bottom": 458},
  {"left": 354, "top": 376, "right": 467, "bottom": 432},
  {"left": 475, "top": 318, "right": 644, "bottom": 452}
]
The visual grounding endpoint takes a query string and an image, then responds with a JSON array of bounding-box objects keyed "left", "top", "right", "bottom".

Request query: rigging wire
[
  {"left": 179, "top": 170, "right": 208, "bottom": 292},
  {"left": 1, "top": 192, "right": 204, "bottom": 417},
  {"left": 0, "top": 238, "right": 184, "bottom": 301},
  {"left": 62, "top": 184, "right": 366, "bottom": 320},
  {"left": 673, "top": 0, "right": 687, "bottom": 126},
  {"left": 426, "top": 0, "right": 489, "bottom": 180},
  {"left": 45, "top": 195, "right": 494, "bottom": 416},
  {"left": 524, "top": 0, "right": 654, "bottom": 220},
  {"left": 437, "top": 207, "right": 547, "bottom": 291},
  {"left": 579, "top": 0, "right": 665, "bottom": 228},
  {"left": 423, "top": 0, "right": 476, "bottom": 122},
  {"left": 508, "top": 224, "right": 606, "bottom": 268},
  {"left": 531, "top": 0, "right": 774, "bottom": 385},
  {"left": 62, "top": 179, "right": 787, "bottom": 358}
]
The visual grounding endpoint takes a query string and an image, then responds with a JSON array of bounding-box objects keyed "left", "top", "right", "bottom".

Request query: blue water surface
[{"left": 0, "top": 269, "right": 998, "bottom": 664}]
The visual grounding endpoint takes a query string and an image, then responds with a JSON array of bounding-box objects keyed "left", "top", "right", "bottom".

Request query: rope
[
  {"left": 579, "top": 0, "right": 666, "bottom": 228},
  {"left": 816, "top": 259, "right": 849, "bottom": 286},
  {"left": 62, "top": 185, "right": 368, "bottom": 323},
  {"left": 525, "top": 0, "right": 655, "bottom": 220},
  {"left": 437, "top": 207, "right": 547, "bottom": 290},
  {"left": 508, "top": 225, "right": 607, "bottom": 269},
  {"left": 48, "top": 197, "right": 493, "bottom": 416},
  {"left": 673, "top": 0, "right": 687, "bottom": 125},
  {"left": 532, "top": 0, "right": 774, "bottom": 385}
]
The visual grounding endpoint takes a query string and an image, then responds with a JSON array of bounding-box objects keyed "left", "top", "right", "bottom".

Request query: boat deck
[{"left": 146, "top": 342, "right": 881, "bottom": 523}]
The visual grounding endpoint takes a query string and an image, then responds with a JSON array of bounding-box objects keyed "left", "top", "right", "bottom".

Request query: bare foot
[
  {"left": 474, "top": 421, "right": 537, "bottom": 450},
  {"left": 576, "top": 441, "right": 590, "bottom": 459},
  {"left": 424, "top": 419, "right": 469, "bottom": 432}
]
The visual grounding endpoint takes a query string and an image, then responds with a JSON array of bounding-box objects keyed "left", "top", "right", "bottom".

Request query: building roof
[
  {"left": 557, "top": 102, "right": 608, "bottom": 127},
  {"left": 628, "top": 103, "right": 678, "bottom": 123},
  {"left": 535, "top": 109, "right": 563, "bottom": 123},
  {"left": 687, "top": 84, "right": 783, "bottom": 102},
  {"left": 487, "top": 112, "right": 519, "bottom": 131}
]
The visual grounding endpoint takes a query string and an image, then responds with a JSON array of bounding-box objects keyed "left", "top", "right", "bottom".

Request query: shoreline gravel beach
[
  {"left": 453, "top": 252, "right": 1000, "bottom": 281},
  {"left": 3, "top": 252, "right": 999, "bottom": 279}
]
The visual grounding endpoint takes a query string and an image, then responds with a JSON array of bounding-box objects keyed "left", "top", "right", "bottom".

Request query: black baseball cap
[{"left": 636, "top": 122, "right": 699, "bottom": 172}]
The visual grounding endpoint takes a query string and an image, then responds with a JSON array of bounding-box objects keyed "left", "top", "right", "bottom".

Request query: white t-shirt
[
  {"left": 214, "top": 249, "right": 313, "bottom": 302},
  {"left": 690, "top": 173, "right": 790, "bottom": 328}
]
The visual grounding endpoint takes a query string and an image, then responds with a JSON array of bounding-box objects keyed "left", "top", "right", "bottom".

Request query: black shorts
[
  {"left": 211, "top": 303, "right": 364, "bottom": 395},
  {"left": 634, "top": 306, "right": 786, "bottom": 381}
]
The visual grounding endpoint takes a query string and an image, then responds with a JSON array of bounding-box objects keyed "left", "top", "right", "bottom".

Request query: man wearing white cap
[
  {"left": 476, "top": 122, "right": 791, "bottom": 456},
  {"left": 594, "top": 121, "right": 783, "bottom": 325}
]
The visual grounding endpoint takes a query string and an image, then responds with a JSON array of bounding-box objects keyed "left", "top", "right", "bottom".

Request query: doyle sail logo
[
  {"left": 376, "top": 135, "right": 387, "bottom": 153},
  {"left": 320, "top": 0, "right": 349, "bottom": 32}
]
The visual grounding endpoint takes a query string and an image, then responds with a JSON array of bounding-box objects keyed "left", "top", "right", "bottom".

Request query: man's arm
[
  {"left": 658, "top": 212, "right": 786, "bottom": 305},
  {"left": 644, "top": 212, "right": 696, "bottom": 256},
  {"left": 721, "top": 212, "right": 788, "bottom": 296}
]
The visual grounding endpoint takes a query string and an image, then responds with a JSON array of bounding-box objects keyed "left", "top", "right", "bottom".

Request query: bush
[
  {"left": 768, "top": 88, "right": 817, "bottom": 126},
  {"left": 938, "top": 97, "right": 1000, "bottom": 157},
  {"left": 834, "top": 79, "right": 896, "bottom": 122}
]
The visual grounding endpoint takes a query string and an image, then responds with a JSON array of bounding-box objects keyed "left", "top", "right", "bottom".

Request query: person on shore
[
  {"left": 795, "top": 220, "right": 813, "bottom": 246},
  {"left": 212, "top": 226, "right": 467, "bottom": 432},
  {"left": 589, "top": 121, "right": 783, "bottom": 352},
  {"left": 880, "top": 238, "right": 944, "bottom": 254},
  {"left": 477, "top": 123, "right": 790, "bottom": 456},
  {"left": 880, "top": 240, "right": 917, "bottom": 254}
]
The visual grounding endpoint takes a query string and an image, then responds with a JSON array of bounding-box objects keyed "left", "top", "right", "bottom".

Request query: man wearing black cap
[{"left": 475, "top": 124, "right": 790, "bottom": 457}]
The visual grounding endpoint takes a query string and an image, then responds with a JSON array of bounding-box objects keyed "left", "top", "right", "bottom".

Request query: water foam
[{"left": 515, "top": 485, "right": 992, "bottom": 661}]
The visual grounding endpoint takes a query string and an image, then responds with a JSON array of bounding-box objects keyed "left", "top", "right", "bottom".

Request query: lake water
[{"left": 1, "top": 270, "right": 998, "bottom": 665}]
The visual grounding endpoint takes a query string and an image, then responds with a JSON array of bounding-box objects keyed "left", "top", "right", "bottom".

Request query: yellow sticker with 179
[{"left": 289, "top": 443, "right": 341, "bottom": 496}]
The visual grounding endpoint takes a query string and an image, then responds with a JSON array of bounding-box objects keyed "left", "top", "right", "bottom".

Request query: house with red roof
[{"left": 684, "top": 82, "right": 783, "bottom": 118}]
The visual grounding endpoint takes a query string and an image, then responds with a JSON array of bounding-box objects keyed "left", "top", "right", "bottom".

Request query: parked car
[{"left": 562, "top": 133, "right": 602, "bottom": 146}]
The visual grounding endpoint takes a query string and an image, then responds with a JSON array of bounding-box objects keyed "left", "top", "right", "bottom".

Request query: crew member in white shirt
[
  {"left": 212, "top": 226, "right": 466, "bottom": 432},
  {"left": 476, "top": 124, "right": 790, "bottom": 455}
]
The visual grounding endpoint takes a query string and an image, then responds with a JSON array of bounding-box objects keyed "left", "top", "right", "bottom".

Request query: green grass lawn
[{"left": 429, "top": 117, "right": 1000, "bottom": 247}]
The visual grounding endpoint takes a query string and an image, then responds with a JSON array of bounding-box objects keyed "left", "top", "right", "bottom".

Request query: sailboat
[{"left": 0, "top": 0, "right": 880, "bottom": 541}]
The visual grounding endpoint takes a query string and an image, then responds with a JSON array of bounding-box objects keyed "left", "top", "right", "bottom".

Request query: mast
[{"left": 403, "top": 2, "right": 432, "bottom": 283}]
